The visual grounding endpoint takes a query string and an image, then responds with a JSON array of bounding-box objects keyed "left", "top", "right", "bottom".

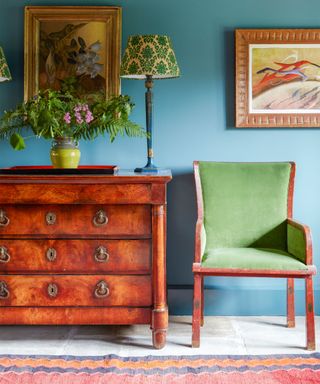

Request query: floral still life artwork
[
  {"left": 24, "top": 6, "right": 121, "bottom": 101},
  {"left": 39, "top": 21, "right": 106, "bottom": 98},
  {"left": 250, "top": 45, "right": 320, "bottom": 113}
]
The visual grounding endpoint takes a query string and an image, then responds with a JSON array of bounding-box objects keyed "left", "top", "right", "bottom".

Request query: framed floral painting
[
  {"left": 24, "top": 6, "right": 121, "bottom": 100},
  {"left": 235, "top": 29, "right": 320, "bottom": 127}
]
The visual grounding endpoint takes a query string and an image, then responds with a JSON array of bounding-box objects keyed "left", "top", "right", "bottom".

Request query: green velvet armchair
[{"left": 192, "top": 161, "right": 316, "bottom": 350}]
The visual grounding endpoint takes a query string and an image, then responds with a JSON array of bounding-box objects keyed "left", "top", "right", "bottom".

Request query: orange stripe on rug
[{"left": 0, "top": 356, "right": 318, "bottom": 370}]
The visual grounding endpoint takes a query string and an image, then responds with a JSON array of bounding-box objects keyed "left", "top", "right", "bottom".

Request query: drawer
[
  {"left": 0, "top": 307, "right": 151, "bottom": 325},
  {"left": 0, "top": 239, "right": 151, "bottom": 273},
  {"left": 0, "top": 183, "right": 153, "bottom": 204},
  {"left": 0, "top": 205, "right": 151, "bottom": 236},
  {"left": 0, "top": 275, "right": 152, "bottom": 307}
]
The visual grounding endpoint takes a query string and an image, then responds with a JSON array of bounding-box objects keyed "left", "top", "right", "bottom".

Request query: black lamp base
[{"left": 134, "top": 165, "right": 160, "bottom": 173}]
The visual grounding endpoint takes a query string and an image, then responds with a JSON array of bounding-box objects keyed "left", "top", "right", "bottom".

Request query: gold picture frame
[
  {"left": 24, "top": 6, "right": 121, "bottom": 101},
  {"left": 236, "top": 29, "right": 320, "bottom": 127}
]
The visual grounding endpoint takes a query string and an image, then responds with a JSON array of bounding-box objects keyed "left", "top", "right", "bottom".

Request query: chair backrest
[{"left": 195, "top": 162, "right": 294, "bottom": 250}]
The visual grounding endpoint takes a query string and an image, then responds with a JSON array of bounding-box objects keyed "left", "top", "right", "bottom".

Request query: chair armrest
[
  {"left": 287, "top": 219, "right": 313, "bottom": 265},
  {"left": 194, "top": 219, "right": 206, "bottom": 263}
]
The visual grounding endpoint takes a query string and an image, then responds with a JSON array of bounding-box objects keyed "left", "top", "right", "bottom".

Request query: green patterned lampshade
[
  {"left": 0, "top": 47, "right": 11, "bottom": 82},
  {"left": 120, "top": 35, "right": 180, "bottom": 79}
]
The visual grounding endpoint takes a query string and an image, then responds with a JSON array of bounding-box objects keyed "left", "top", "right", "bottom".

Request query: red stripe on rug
[{"left": 0, "top": 370, "right": 318, "bottom": 384}]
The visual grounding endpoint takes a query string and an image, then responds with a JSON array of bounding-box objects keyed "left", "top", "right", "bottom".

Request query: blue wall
[{"left": 1, "top": 0, "right": 319, "bottom": 315}]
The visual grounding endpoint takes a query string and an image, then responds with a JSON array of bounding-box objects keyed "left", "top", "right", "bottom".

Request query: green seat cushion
[{"left": 201, "top": 248, "right": 308, "bottom": 271}]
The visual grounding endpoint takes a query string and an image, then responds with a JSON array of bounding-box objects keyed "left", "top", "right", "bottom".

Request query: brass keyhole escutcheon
[
  {"left": 0, "top": 281, "right": 9, "bottom": 299},
  {"left": 94, "top": 246, "right": 109, "bottom": 263},
  {"left": 46, "top": 212, "right": 56, "bottom": 225},
  {"left": 47, "top": 283, "right": 58, "bottom": 298},
  {"left": 46, "top": 248, "right": 57, "bottom": 262},
  {"left": 0, "top": 246, "right": 10, "bottom": 263}
]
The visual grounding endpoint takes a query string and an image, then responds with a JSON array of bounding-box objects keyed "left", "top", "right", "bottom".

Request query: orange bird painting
[{"left": 251, "top": 48, "right": 320, "bottom": 111}]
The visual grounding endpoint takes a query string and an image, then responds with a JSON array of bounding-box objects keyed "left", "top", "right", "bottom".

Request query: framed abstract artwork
[
  {"left": 235, "top": 29, "right": 320, "bottom": 127},
  {"left": 24, "top": 6, "right": 121, "bottom": 100}
]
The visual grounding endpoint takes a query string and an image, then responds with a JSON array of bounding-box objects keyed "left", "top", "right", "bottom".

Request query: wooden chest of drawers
[{"left": 0, "top": 171, "right": 171, "bottom": 349}]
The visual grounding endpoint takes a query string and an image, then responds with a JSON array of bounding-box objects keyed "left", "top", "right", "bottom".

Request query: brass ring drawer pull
[
  {"left": 46, "top": 212, "right": 56, "bottom": 225},
  {"left": 46, "top": 248, "right": 57, "bottom": 262},
  {"left": 0, "top": 246, "right": 10, "bottom": 263},
  {"left": 47, "top": 283, "right": 58, "bottom": 298},
  {"left": 0, "top": 281, "right": 9, "bottom": 299},
  {"left": 93, "top": 210, "right": 108, "bottom": 227},
  {"left": 94, "top": 280, "right": 109, "bottom": 298},
  {"left": 0, "top": 210, "right": 9, "bottom": 227},
  {"left": 94, "top": 246, "right": 109, "bottom": 263}
]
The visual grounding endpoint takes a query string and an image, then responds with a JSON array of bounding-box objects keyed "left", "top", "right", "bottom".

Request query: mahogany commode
[{"left": 0, "top": 170, "right": 171, "bottom": 349}]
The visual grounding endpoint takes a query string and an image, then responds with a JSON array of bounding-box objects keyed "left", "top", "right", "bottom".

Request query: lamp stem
[
  {"left": 145, "top": 75, "right": 155, "bottom": 167},
  {"left": 135, "top": 75, "right": 159, "bottom": 173}
]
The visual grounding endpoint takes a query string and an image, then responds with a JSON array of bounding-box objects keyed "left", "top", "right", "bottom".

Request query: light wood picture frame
[
  {"left": 24, "top": 6, "right": 121, "bottom": 101},
  {"left": 235, "top": 29, "right": 320, "bottom": 127}
]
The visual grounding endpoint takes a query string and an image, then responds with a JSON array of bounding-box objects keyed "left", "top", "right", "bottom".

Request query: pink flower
[
  {"left": 75, "top": 112, "right": 83, "bottom": 124},
  {"left": 85, "top": 111, "right": 93, "bottom": 123},
  {"left": 63, "top": 112, "right": 71, "bottom": 124},
  {"left": 65, "top": 104, "right": 94, "bottom": 126}
]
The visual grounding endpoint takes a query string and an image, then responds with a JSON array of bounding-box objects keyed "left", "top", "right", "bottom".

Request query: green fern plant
[{"left": 0, "top": 89, "right": 145, "bottom": 150}]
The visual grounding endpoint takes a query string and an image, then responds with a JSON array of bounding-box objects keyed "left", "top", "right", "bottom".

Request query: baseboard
[{"left": 168, "top": 286, "right": 320, "bottom": 316}]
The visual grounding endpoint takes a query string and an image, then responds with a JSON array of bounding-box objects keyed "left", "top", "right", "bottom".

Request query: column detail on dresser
[
  {"left": 0, "top": 171, "right": 171, "bottom": 349},
  {"left": 151, "top": 204, "right": 168, "bottom": 349}
]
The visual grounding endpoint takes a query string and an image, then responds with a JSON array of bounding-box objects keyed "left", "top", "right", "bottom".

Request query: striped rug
[{"left": 0, "top": 353, "right": 318, "bottom": 383}]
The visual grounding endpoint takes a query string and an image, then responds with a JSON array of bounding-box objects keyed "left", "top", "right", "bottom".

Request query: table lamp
[
  {"left": 0, "top": 47, "right": 11, "bottom": 82},
  {"left": 121, "top": 35, "right": 180, "bottom": 173}
]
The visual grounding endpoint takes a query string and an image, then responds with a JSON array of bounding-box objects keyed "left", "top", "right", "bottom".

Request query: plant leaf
[{"left": 10, "top": 133, "right": 26, "bottom": 150}]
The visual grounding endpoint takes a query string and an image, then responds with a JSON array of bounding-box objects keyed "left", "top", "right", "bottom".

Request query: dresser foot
[
  {"left": 152, "top": 329, "right": 167, "bottom": 349},
  {"left": 151, "top": 307, "right": 168, "bottom": 349}
]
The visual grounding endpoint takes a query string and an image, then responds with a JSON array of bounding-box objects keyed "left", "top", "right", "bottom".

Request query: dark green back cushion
[{"left": 198, "top": 162, "right": 292, "bottom": 250}]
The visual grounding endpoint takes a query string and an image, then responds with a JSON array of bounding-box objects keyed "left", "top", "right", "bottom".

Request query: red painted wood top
[{"left": 0, "top": 170, "right": 172, "bottom": 184}]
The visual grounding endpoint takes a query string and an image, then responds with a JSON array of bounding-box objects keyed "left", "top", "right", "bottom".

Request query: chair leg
[
  {"left": 305, "top": 276, "right": 316, "bottom": 351},
  {"left": 192, "top": 273, "right": 201, "bottom": 348},
  {"left": 201, "top": 276, "right": 204, "bottom": 327},
  {"left": 287, "top": 278, "right": 295, "bottom": 328}
]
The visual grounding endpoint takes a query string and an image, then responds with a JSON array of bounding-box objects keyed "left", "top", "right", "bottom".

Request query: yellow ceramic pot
[{"left": 50, "top": 138, "right": 80, "bottom": 169}]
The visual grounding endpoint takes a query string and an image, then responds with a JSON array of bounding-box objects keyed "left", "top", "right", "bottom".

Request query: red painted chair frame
[{"left": 192, "top": 161, "right": 316, "bottom": 350}]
